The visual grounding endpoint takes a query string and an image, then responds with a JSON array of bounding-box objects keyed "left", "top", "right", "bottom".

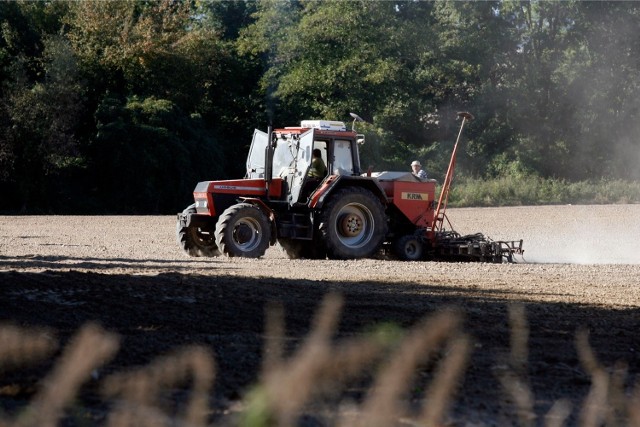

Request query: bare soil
[{"left": 1, "top": 205, "right": 640, "bottom": 425}]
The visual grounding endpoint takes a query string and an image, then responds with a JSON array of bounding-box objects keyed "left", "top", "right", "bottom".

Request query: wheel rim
[
  {"left": 190, "top": 227, "right": 215, "bottom": 247},
  {"left": 232, "top": 217, "right": 263, "bottom": 251},
  {"left": 404, "top": 240, "right": 419, "bottom": 257},
  {"left": 334, "top": 203, "right": 374, "bottom": 249}
]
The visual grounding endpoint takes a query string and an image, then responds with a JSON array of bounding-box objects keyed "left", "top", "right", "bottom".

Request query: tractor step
[{"left": 277, "top": 213, "right": 312, "bottom": 239}]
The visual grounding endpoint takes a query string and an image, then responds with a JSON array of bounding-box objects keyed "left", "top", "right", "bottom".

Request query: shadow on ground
[{"left": 0, "top": 267, "right": 638, "bottom": 424}]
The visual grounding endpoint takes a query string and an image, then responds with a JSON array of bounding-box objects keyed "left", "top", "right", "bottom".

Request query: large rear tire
[
  {"left": 215, "top": 203, "right": 271, "bottom": 258},
  {"left": 319, "top": 187, "right": 387, "bottom": 260},
  {"left": 176, "top": 205, "right": 220, "bottom": 257}
]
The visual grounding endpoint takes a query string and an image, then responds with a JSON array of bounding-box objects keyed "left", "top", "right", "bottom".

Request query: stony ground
[{"left": 1, "top": 205, "right": 639, "bottom": 425}]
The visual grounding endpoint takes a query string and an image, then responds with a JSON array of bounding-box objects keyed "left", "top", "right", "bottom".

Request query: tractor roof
[{"left": 275, "top": 127, "right": 357, "bottom": 138}]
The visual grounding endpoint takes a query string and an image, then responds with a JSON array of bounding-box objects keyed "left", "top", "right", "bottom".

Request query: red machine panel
[
  {"left": 377, "top": 175, "right": 436, "bottom": 228},
  {"left": 201, "top": 178, "right": 282, "bottom": 198}
]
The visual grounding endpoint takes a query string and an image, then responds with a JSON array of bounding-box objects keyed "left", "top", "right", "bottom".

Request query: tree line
[{"left": 1, "top": 1, "right": 639, "bottom": 213}]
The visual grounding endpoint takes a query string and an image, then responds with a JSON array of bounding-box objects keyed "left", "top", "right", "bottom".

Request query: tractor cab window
[
  {"left": 333, "top": 140, "right": 354, "bottom": 175},
  {"left": 272, "top": 136, "right": 296, "bottom": 178},
  {"left": 312, "top": 140, "right": 328, "bottom": 176}
]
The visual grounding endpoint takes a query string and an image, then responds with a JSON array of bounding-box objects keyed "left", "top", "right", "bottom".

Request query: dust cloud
[{"left": 448, "top": 204, "right": 640, "bottom": 265}]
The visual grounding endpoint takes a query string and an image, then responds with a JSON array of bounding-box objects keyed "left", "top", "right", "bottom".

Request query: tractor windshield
[{"left": 246, "top": 129, "right": 268, "bottom": 178}]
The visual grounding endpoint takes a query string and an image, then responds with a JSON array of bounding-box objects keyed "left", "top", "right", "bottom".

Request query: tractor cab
[{"left": 246, "top": 120, "right": 362, "bottom": 206}]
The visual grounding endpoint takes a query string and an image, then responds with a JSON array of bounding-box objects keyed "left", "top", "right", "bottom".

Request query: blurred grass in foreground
[
  {"left": 449, "top": 176, "right": 640, "bottom": 207},
  {"left": 1, "top": 296, "right": 639, "bottom": 426}
]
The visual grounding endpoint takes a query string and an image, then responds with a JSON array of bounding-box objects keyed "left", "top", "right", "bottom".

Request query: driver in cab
[{"left": 308, "top": 148, "right": 327, "bottom": 179}]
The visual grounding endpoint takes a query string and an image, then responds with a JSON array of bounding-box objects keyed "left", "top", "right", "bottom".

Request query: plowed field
[{"left": 1, "top": 205, "right": 639, "bottom": 425}]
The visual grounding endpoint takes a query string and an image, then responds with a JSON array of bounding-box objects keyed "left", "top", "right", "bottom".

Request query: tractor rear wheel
[
  {"left": 393, "top": 234, "right": 424, "bottom": 261},
  {"left": 215, "top": 203, "right": 271, "bottom": 258},
  {"left": 319, "top": 187, "right": 387, "bottom": 260},
  {"left": 176, "top": 204, "right": 220, "bottom": 257}
]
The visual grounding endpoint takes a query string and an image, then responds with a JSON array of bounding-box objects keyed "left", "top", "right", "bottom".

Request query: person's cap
[{"left": 411, "top": 160, "right": 421, "bottom": 166}]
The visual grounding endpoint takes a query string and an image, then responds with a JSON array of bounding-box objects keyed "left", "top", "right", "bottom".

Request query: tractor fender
[
  {"left": 238, "top": 197, "right": 278, "bottom": 245},
  {"left": 309, "top": 175, "right": 388, "bottom": 210},
  {"left": 178, "top": 208, "right": 216, "bottom": 229}
]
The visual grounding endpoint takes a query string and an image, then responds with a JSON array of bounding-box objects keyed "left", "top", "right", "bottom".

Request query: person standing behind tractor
[
  {"left": 411, "top": 160, "right": 427, "bottom": 179},
  {"left": 308, "top": 148, "right": 327, "bottom": 179}
]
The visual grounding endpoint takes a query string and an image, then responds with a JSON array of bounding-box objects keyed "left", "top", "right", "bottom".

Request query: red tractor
[{"left": 176, "top": 112, "right": 523, "bottom": 262}]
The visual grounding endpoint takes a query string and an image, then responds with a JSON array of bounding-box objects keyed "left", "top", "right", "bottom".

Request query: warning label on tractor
[{"left": 401, "top": 192, "right": 429, "bottom": 201}]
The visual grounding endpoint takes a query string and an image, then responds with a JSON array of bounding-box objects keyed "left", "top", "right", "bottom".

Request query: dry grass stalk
[
  {"left": 263, "top": 293, "right": 342, "bottom": 414},
  {"left": 250, "top": 293, "right": 396, "bottom": 427},
  {"left": 509, "top": 304, "right": 529, "bottom": 376},
  {"left": 13, "top": 323, "right": 119, "bottom": 427},
  {"left": 256, "top": 331, "right": 390, "bottom": 427},
  {"left": 260, "top": 293, "right": 345, "bottom": 426},
  {"left": 307, "top": 292, "right": 344, "bottom": 343},
  {"left": 418, "top": 333, "right": 470, "bottom": 427},
  {"left": 498, "top": 370, "right": 535, "bottom": 427},
  {"left": 318, "top": 333, "right": 388, "bottom": 394},
  {"left": 348, "top": 310, "right": 461, "bottom": 427},
  {"left": 574, "top": 328, "right": 638, "bottom": 426},
  {"left": 102, "top": 345, "right": 215, "bottom": 427},
  {"left": 629, "top": 382, "right": 640, "bottom": 427},
  {"left": 607, "top": 362, "right": 629, "bottom": 426},
  {"left": 261, "top": 301, "right": 285, "bottom": 375},
  {"left": 576, "top": 329, "right": 610, "bottom": 427},
  {"left": 575, "top": 336, "right": 635, "bottom": 427},
  {"left": 544, "top": 399, "right": 572, "bottom": 427},
  {"left": 6, "top": 299, "right": 640, "bottom": 427},
  {"left": 497, "top": 304, "right": 535, "bottom": 427},
  {"left": 0, "top": 324, "right": 57, "bottom": 370}
]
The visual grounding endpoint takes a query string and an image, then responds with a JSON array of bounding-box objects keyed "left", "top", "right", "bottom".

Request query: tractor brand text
[{"left": 401, "top": 192, "right": 429, "bottom": 201}]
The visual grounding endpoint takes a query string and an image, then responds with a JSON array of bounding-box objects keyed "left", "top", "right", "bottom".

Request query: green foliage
[
  {"left": 3, "top": 0, "right": 640, "bottom": 212},
  {"left": 90, "top": 95, "right": 223, "bottom": 213},
  {"left": 0, "top": 30, "right": 85, "bottom": 211},
  {"left": 450, "top": 172, "right": 640, "bottom": 207},
  {"left": 66, "top": 0, "right": 229, "bottom": 110}
]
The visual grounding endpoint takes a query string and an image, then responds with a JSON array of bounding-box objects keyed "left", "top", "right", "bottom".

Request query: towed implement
[{"left": 177, "top": 112, "right": 523, "bottom": 262}]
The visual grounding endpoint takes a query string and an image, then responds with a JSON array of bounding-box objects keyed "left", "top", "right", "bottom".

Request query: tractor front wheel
[
  {"left": 215, "top": 203, "right": 271, "bottom": 258},
  {"left": 176, "top": 204, "right": 220, "bottom": 257},
  {"left": 320, "top": 187, "right": 387, "bottom": 260},
  {"left": 392, "top": 234, "right": 424, "bottom": 261}
]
